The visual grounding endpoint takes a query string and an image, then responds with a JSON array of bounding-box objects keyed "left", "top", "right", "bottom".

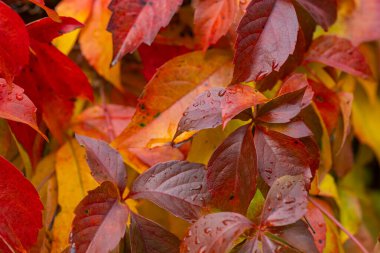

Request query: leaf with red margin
[
  {"left": 175, "top": 84, "right": 267, "bottom": 138},
  {"left": 193, "top": 0, "right": 237, "bottom": 50},
  {"left": 305, "top": 203, "right": 327, "bottom": 252},
  {"left": 76, "top": 135, "right": 127, "bottom": 193},
  {"left": 0, "top": 79, "right": 45, "bottom": 138},
  {"left": 304, "top": 36, "right": 372, "bottom": 78},
  {"left": 254, "top": 127, "right": 312, "bottom": 186},
  {"left": 207, "top": 124, "right": 257, "bottom": 214},
  {"left": 70, "top": 181, "right": 129, "bottom": 253},
  {"left": 131, "top": 161, "right": 210, "bottom": 222},
  {"left": 233, "top": 0, "right": 299, "bottom": 83},
  {"left": 0, "top": 156, "right": 43, "bottom": 253},
  {"left": 261, "top": 175, "right": 308, "bottom": 227},
  {"left": 130, "top": 212, "right": 180, "bottom": 253},
  {"left": 0, "top": 1, "right": 29, "bottom": 84},
  {"left": 295, "top": 0, "right": 337, "bottom": 30},
  {"left": 180, "top": 212, "right": 253, "bottom": 253},
  {"left": 107, "top": 0, "right": 183, "bottom": 65}
]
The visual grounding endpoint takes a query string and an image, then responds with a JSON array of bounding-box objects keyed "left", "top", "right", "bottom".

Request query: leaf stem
[{"left": 308, "top": 197, "right": 369, "bottom": 253}]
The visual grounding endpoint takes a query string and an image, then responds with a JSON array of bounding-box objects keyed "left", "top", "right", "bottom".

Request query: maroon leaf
[
  {"left": 261, "top": 175, "right": 308, "bottom": 227},
  {"left": 193, "top": 0, "right": 237, "bottom": 50},
  {"left": 107, "top": 0, "right": 183, "bottom": 65},
  {"left": 131, "top": 161, "right": 210, "bottom": 221},
  {"left": 295, "top": 0, "right": 337, "bottom": 30},
  {"left": 130, "top": 212, "right": 180, "bottom": 253},
  {"left": 265, "top": 120, "right": 313, "bottom": 139},
  {"left": 304, "top": 35, "right": 372, "bottom": 78},
  {"left": 254, "top": 127, "right": 312, "bottom": 186},
  {"left": 70, "top": 181, "right": 129, "bottom": 253},
  {"left": 0, "top": 156, "right": 43, "bottom": 252},
  {"left": 0, "top": 1, "right": 29, "bottom": 84},
  {"left": 233, "top": 0, "right": 299, "bottom": 83},
  {"left": 180, "top": 212, "right": 253, "bottom": 253},
  {"left": 76, "top": 134, "right": 127, "bottom": 193},
  {"left": 207, "top": 124, "right": 257, "bottom": 214},
  {"left": 175, "top": 85, "right": 267, "bottom": 138}
]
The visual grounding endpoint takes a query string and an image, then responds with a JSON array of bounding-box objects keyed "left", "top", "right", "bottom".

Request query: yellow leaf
[{"left": 51, "top": 140, "right": 98, "bottom": 252}]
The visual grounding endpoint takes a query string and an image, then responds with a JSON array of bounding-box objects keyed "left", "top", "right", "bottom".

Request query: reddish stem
[{"left": 308, "top": 197, "right": 369, "bottom": 253}]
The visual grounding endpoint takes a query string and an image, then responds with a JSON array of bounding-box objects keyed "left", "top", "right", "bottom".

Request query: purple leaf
[{"left": 295, "top": 0, "right": 337, "bottom": 30}]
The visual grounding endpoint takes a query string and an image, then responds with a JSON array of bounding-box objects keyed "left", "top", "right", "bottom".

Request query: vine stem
[{"left": 308, "top": 196, "right": 369, "bottom": 253}]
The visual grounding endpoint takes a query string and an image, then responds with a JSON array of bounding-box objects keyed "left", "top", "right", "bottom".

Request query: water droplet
[
  {"left": 267, "top": 206, "right": 273, "bottom": 211},
  {"left": 206, "top": 90, "right": 211, "bottom": 97},
  {"left": 264, "top": 168, "right": 272, "bottom": 174},
  {"left": 222, "top": 219, "right": 233, "bottom": 225},
  {"left": 191, "top": 185, "right": 202, "bottom": 191},
  {"left": 184, "top": 118, "right": 191, "bottom": 125},
  {"left": 204, "top": 227, "right": 212, "bottom": 234},
  {"left": 284, "top": 197, "right": 296, "bottom": 204},
  {"left": 285, "top": 181, "right": 292, "bottom": 188},
  {"left": 195, "top": 237, "right": 200, "bottom": 244},
  {"left": 276, "top": 192, "right": 282, "bottom": 200},
  {"left": 193, "top": 101, "right": 200, "bottom": 107},
  {"left": 16, "top": 93, "right": 25, "bottom": 101},
  {"left": 185, "top": 230, "right": 192, "bottom": 237},
  {"left": 198, "top": 246, "right": 207, "bottom": 253},
  {"left": 218, "top": 90, "right": 226, "bottom": 97},
  {"left": 183, "top": 111, "right": 188, "bottom": 116},
  {"left": 318, "top": 222, "right": 324, "bottom": 227}
]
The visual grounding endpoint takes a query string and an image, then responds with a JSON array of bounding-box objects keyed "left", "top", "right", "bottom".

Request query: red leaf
[
  {"left": 0, "top": 79, "right": 45, "bottom": 137},
  {"left": 180, "top": 212, "right": 253, "bottom": 253},
  {"left": 130, "top": 212, "right": 180, "bottom": 253},
  {"left": 71, "top": 181, "right": 129, "bottom": 253},
  {"left": 254, "top": 127, "right": 312, "bottom": 186},
  {"left": 306, "top": 203, "right": 327, "bottom": 252},
  {"left": 295, "top": 0, "right": 337, "bottom": 30},
  {"left": 0, "top": 156, "right": 43, "bottom": 252},
  {"left": 0, "top": 1, "right": 29, "bottom": 84},
  {"left": 207, "top": 124, "right": 257, "bottom": 214},
  {"left": 27, "top": 17, "right": 83, "bottom": 43},
  {"left": 131, "top": 161, "right": 210, "bottom": 221},
  {"left": 193, "top": 0, "right": 237, "bottom": 50},
  {"left": 76, "top": 135, "right": 127, "bottom": 193},
  {"left": 261, "top": 175, "right": 308, "bottom": 226},
  {"left": 304, "top": 35, "right": 372, "bottom": 78},
  {"left": 175, "top": 84, "right": 267, "bottom": 138},
  {"left": 107, "top": 0, "right": 183, "bottom": 65},
  {"left": 233, "top": 0, "right": 299, "bottom": 83},
  {"left": 337, "top": 92, "right": 353, "bottom": 153},
  {"left": 265, "top": 120, "right": 313, "bottom": 139}
]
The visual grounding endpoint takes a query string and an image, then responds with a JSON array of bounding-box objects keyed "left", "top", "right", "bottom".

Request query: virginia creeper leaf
[
  {"left": 131, "top": 161, "right": 209, "bottom": 221},
  {"left": 193, "top": 0, "right": 237, "bottom": 50},
  {"left": 336, "top": 92, "right": 353, "bottom": 153},
  {"left": 76, "top": 134, "right": 127, "bottom": 193},
  {"left": 107, "top": 0, "right": 183, "bottom": 65},
  {"left": 130, "top": 212, "right": 180, "bottom": 253},
  {"left": 0, "top": 1, "right": 29, "bottom": 84},
  {"left": 175, "top": 84, "right": 267, "bottom": 138},
  {"left": 304, "top": 35, "right": 372, "bottom": 78},
  {"left": 263, "top": 120, "right": 313, "bottom": 139},
  {"left": 254, "top": 127, "right": 313, "bottom": 186},
  {"left": 71, "top": 181, "right": 129, "bottom": 253},
  {"left": 261, "top": 175, "right": 308, "bottom": 227},
  {"left": 295, "top": 0, "right": 337, "bottom": 30},
  {"left": 180, "top": 212, "right": 253, "bottom": 253},
  {"left": 207, "top": 124, "right": 257, "bottom": 214},
  {"left": 233, "top": 0, "right": 299, "bottom": 83},
  {"left": 0, "top": 156, "right": 43, "bottom": 252},
  {"left": 306, "top": 203, "right": 327, "bottom": 252}
]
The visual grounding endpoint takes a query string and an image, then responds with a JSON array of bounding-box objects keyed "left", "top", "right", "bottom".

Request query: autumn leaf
[
  {"left": 107, "top": 0, "right": 183, "bottom": 65},
  {"left": 193, "top": 0, "right": 237, "bottom": 50},
  {"left": 295, "top": 0, "right": 337, "bottom": 30},
  {"left": 233, "top": 0, "right": 299, "bottom": 83},
  {"left": 130, "top": 212, "right": 180, "bottom": 253},
  {"left": 70, "top": 181, "right": 129, "bottom": 253},
  {"left": 207, "top": 124, "right": 257, "bottom": 214},
  {"left": 180, "top": 212, "right": 253, "bottom": 253},
  {"left": 28, "top": 0, "right": 60, "bottom": 21},
  {"left": 0, "top": 156, "right": 43, "bottom": 253},
  {"left": 0, "top": 1, "right": 29, "bottom": 84}
]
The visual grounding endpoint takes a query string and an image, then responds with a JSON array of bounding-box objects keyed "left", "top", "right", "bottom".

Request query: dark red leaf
[
  {"left": 304, "top": 35, "right": 372, "bottom": 78},
  {"left": 130, "top": 212, "right": 180, "bottom": 253},
  {"left": 265, "top": 120, "right": 313, "bottom": 139},
  {"left": 180, "top": 212, "right": 253, "bottom": 253},
  {"left": 305, "top": 203, "right": 327, "bottom": 252},
  {"left": 27, "top": 17, "right": 83, "bottom": 43},
  {"left": 193, "top": 0, "right": 237, "bottom": 50},
  {"left": 254, "top": 127, "right": 312, "bottom": 186},
  {"left": 0, "top": 156, "right": 43, "bottom": 252},
  {"left": 175, "top": 85, "right": 267, "bottom": 138},
  {"left": 0, "top": 1, "right": 29, "bottom": 84},
  {"left": 131, "top": 161, "right": 210, "bottom": 221},
  {"left": 71, "top": 181, "right": 129, "bottom": 253},
  {"left": 76, "top": 134, "right": 127, "bottom": 193},
  {"left": 233, "top": 0, "right": 299, "bottom": 83},
  {"left": 207, "top": 124, "right": 257, "bottom": 214},
  {"left": 107, "top": 0, "right": 183, "bottom": 65},
  {"left": 261, "top": 175, "right": 308, "bottom": 227},
  {"left": 295, "top": 0, "right": 337, "bottom": 30}
]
